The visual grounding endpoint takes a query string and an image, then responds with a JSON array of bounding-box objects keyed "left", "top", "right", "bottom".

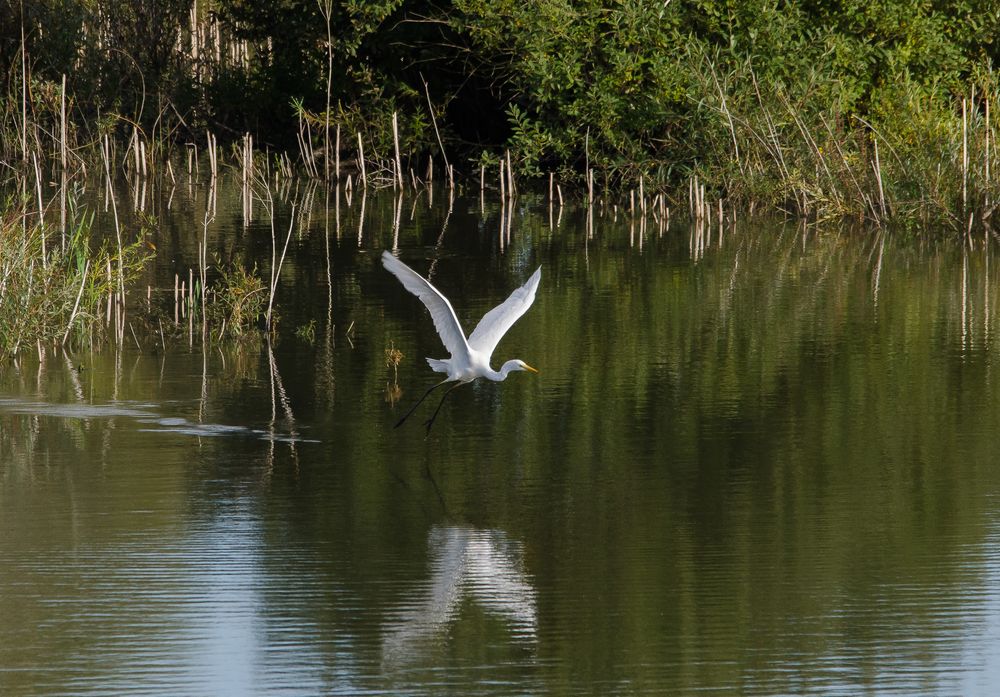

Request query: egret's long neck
[{"left": 495, "top": 360, "right": 520, "bottom": 381}]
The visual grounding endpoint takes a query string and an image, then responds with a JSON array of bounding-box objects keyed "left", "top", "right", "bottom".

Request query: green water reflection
[{"left": 2, "top": 181, "right": 1000, "bottom": 695}]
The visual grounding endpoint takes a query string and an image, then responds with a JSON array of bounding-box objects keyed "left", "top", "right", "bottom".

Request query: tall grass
[
  {"left": 689, "top": 49, "right": 1000, "bottom": 233},
  {"left": 0, "top": 199, "right": 151, "bottom": 358}
]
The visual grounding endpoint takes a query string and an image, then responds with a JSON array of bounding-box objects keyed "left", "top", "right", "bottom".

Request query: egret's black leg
[
  {"left": 424, "top": 382, "right": 464, "bottom": 436},
  {"left": 395, "top": 380, "right": 450, "bottom": 428}
]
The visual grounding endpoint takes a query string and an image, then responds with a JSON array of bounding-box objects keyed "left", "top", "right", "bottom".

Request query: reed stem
[
  {"left": 357, "top": 132, "right": 367, "bottom": 188},
  {"left": 392, "top": 111, "right": 404, "bottom": 189}
]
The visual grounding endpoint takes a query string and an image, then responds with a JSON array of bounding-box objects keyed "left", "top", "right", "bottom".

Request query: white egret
[{"left": 381, "top": 250, "right": 541, "bottom": 434}]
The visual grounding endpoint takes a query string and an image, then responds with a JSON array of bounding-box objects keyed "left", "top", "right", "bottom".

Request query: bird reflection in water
[{"left": 381, "top": 526, "right": 537, "bottom": 668}]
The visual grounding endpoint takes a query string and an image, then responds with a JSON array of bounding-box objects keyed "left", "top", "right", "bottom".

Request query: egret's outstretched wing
[
  {"left": 467, "top": 267, "right": 541, "bottom": 357},
  {"left": 382, "top": 251, "right": 469, "bottom": 358}
]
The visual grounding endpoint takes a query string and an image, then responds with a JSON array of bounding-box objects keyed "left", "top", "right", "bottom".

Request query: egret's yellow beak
[{"left": 524, "top": 363, "right": 539, "bottom": 373}]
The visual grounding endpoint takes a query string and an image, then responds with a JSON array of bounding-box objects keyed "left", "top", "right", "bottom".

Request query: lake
[{"left": 2, "top": 174, "right": 1000, "bottom": 695}]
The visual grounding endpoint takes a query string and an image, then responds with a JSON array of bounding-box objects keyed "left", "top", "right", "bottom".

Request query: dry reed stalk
[
  {"left": 31, "top": 153, "right": 46, "bottom": 269},
  {"left": 106, "top": 260, "right": 113, "bottom": 327},
  {"left": 987, "top": 97, "right": 991, "bottom": 214},
  {"left": 556, "top": 184, "right": 563, "bottom": 207},
  {"left": 709, "top": 59, "right": 742, "bottom": 173},
  {"left": 296, "top": 117, "right": 308, "bottom": 176},
  {"left": 820, "top": 113, "right": 867, "bottom": 206},
  {"left": 422, "top": 76, "right": 452, "bottom": 188},
  {"left": 391, "top": 191, "right": 403, "bottom": 250},
  {"left": 498, "top": 192, "right": 506, "bottom": 251},
  {"left": 357, "top": 132, "right": 367, "bottom": 188},
  {"left": 320, "top": 0, "right": 333, "bottom": 181},
  {"left": 265, "top": 193, "right": 295, "bottom": 332},
  {"left": 749, "top": 67, "right": 791, "bottom": 184},
  {"left": 781, "top": 93, "right": 834, "bottom": 202},
  {"left": 549, "top": 172, "right": 554, "bottom": 203},
  {"left": 306, "top": 118, "right": 318, "bottom": 177},
  {"left": 335, "top": 123, "right": 341, "bottom": 180},
  {"left": 505, "top": 150, "right": 515, "bottom": 196},
  {"left": 873, "top": 138, "right": 886, "bottom": 221},
  {"left": 61, "top": 259, "right": 91, "bottom": 346},
  {"left": 207, "top": 130, "right": 218, "bottom": 179},
  {"left": 190, "top": 0, "right": 200, "bottom": 75},
  {"left": 242, "top": 133, "right": 252, "bottom": 223},
  {"left": 482, "top": 165, "right": 486, "bottom": 193},
  {"left": 60, "top": 171, "right": 67, "bottom": 250},
  {"left": 101, "top": 134, "right": 125, "bottom": 344},
  {"left": 506, "top": 195, "right": 514, "bottom": 247},
  {"left": 60, "top": 74, "right": 67, "bottom": 174},
  {"left": 200, "top": 209, "right": 212, "bottom": 329},
  {"left": 963, "top": 98, "right": 969, "bottom": 215},
  {"left": 20, "top": 14, "right": 27, "bottom": 164},
  {"left": 188, "top": 279, "right": 193, "bottom": 346},
  {"left": 500, "top": 159, "right": 506, "bottom": 199},
  {"left": 117, "top": 289, "right": 124, "bottom": 346},
  {"left": 392, "top": 111, "right": 404, "bottom": 189}
]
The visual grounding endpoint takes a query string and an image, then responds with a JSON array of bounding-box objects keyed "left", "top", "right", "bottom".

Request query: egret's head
[{"left": 498, "top": 359, "right": 539, "bottom": 379}]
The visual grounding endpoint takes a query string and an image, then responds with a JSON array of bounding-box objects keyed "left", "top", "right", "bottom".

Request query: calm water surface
[{"left": 3, "top": 177, "right": 1000, "bottom": 695}]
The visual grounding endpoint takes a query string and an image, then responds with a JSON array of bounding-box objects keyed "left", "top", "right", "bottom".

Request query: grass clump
[
  {"left": 294, "top": 319, "right": 317, "bottom": 344},
  {"left": 0, "top": 199, "right": 151, "bottom": 358},
  {"left": 210, "top": 263, "right": 267, "bottom": 338}
]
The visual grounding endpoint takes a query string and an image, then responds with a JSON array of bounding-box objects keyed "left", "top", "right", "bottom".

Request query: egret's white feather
[
  {"left": 381, "top": 251, "right": 470, "bottom": 359},
  {"left": 467, "top": 267, "right": 542, "bottom": 356}
]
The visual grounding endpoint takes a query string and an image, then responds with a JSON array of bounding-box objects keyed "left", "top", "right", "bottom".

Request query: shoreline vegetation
[
  {"left": 2, "top": 0, "right": 1000, "bottom": 359},
  {"left": 2, "top": 1, "right": 999, "bottom": 230}
]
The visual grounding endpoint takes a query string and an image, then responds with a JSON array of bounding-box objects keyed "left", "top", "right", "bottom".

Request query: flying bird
[{"left": 381, "top": 250, "right": 540, "bottom": 434}]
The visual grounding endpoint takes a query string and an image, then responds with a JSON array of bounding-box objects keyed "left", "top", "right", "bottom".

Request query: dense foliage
[{"left": 3, "top": 0, "right": 1000, "bottom": 225}]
